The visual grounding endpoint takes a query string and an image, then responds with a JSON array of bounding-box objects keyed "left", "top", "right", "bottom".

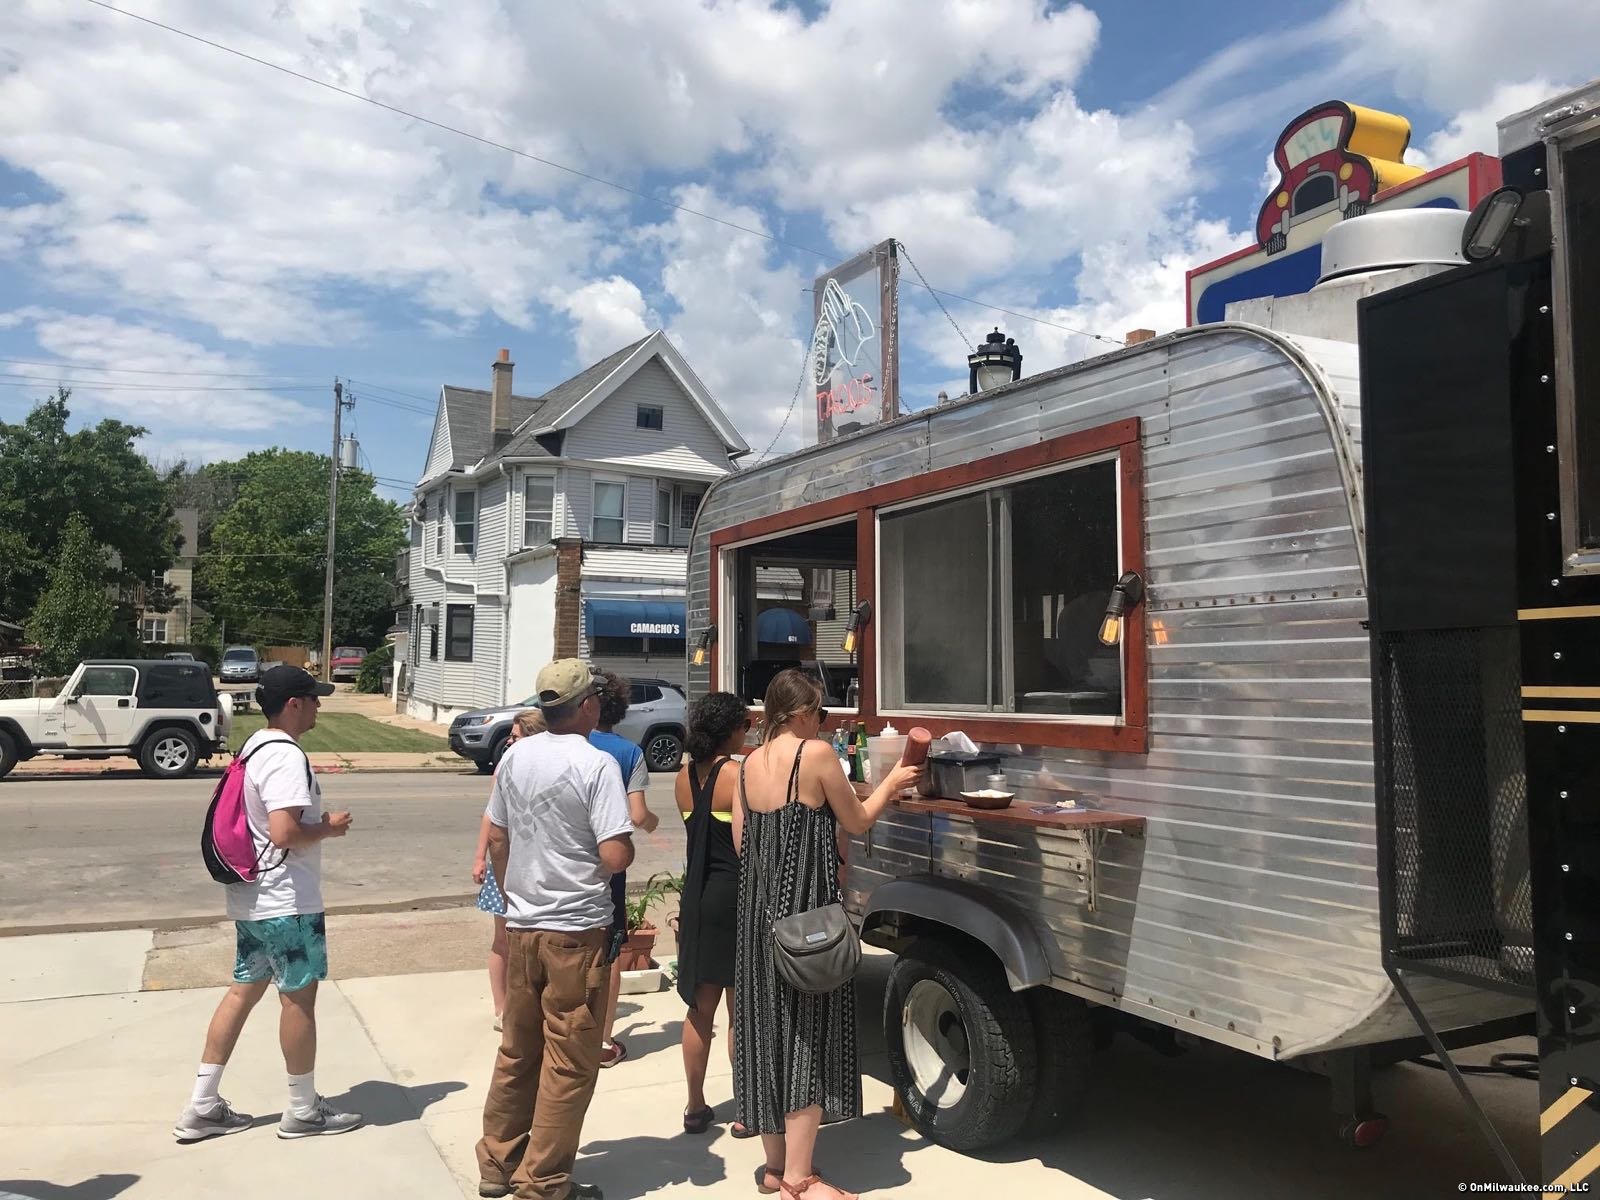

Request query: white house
[{"left": 403, "top": 332, "right": 749, "bottom": 723}]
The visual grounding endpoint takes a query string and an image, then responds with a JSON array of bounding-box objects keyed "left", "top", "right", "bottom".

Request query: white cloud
[
  {"left": 1, "top": 311, "right": 317, "bottom": 432},
  {"left": 1416, "top": 78, "right": 1577, "bottom": 165},
  {"left": 557, "top": 277, "right": 655, "bottom": 365}
]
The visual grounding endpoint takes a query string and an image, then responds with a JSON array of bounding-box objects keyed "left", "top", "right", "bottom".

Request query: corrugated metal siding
[
  {"left": 563, "top": 357, "right": 734, "bottom": 475},
  {"left": 686, "top": 324, "right": 1527, "bottom": 1060}
]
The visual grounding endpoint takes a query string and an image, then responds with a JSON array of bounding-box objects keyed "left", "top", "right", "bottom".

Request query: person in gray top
[{"left": 476, "top": 659, "right": 635, "bottom": 1200}]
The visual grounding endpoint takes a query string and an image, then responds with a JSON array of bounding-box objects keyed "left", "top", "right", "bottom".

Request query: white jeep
[{"left": 0, "top": 659, "right": 232, "bottom": 781}]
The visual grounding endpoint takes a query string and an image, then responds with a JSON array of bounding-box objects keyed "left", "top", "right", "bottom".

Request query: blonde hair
[
  {"left": 511, "top": 709, "right": 546, "bottom": 738},
  {"left": 758, "top": 668, "right": 824, "bottom": 746}
]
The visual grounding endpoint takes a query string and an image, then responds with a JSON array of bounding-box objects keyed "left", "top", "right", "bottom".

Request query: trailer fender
[{"left": 861, "top": 875, "right": 1053, "bottom": 992}]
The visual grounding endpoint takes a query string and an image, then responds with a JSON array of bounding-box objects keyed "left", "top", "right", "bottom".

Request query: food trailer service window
[
  {"left": 707, "top": 418, "right": 1145, "bottom": 754},
  {"left": 1550, "top": 120, "right": 1600, "bottom": 574}
]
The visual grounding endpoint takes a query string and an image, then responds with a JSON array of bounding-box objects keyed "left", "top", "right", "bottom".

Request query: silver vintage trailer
[{"left": 684, "top": 224, "right": 1534, "bottom": 1152}]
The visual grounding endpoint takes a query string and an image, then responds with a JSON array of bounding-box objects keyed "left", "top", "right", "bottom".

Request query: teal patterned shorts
[{"left": 233, "top": 913, "right": 328, "bottom": 993}]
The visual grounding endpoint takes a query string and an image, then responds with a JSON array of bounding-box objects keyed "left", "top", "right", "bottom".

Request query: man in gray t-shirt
[{"left": 477, "top": 660, "right": 634, "bottom": 1200}]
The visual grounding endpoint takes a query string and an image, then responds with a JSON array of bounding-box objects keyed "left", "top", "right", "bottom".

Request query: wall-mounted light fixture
[
  {"left": 1098, "top": 572, "right": 1145, "bottom": 647},
  {"left": 842, "top": 600, "right": 873, "bottom": 655},
  {"left": 692, "top": 625, "right": 717, "bottom": 667}
]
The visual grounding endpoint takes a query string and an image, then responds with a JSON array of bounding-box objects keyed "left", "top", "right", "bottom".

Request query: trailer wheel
[
  {"left": 1339, "top": 1114, "right": 1389, "bottom": 1148},
  {"left": 1021, "top": 988, "right": 1094, "bottom": 1137},
  {"left": 884, "top": 938, "right": 1038, "bottom": 1152}
]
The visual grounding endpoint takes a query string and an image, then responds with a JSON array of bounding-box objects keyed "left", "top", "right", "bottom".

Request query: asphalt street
[{"left": 0, "top": 770, "right": 689, "bottom": 932}]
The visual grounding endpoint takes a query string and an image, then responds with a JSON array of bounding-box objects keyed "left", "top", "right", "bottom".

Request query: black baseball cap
[{"left": 257, "top": 665, "right": 335, "bottom": 713}]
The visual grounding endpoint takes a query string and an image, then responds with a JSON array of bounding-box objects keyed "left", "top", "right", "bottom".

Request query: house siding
[
  {"left": 561, "top": 358, "right": 734, "bottom": 477},
  {"left": 423, "top": 403, "right": 454, "bottom": 479},
  {"left": 582, "top": 546, "right": 687, "bottom": 582}
]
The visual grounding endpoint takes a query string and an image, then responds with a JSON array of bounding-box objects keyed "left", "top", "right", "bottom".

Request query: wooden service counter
[{"left": 849, "top": 784, "right": 1146, "bottom": 912}]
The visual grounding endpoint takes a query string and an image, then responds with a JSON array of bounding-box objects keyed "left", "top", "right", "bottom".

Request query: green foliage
[
  {"left": 27, "top": 513, "right": 116, "bottom": 673},
  {"left": 196, "top": 449, "right": 405, "bottom": 649},
  {"left": 625, "top": 871, "right": 684, "bottom": 932},
  {"left": 355, "top": 641, "right": 394, "bottom": 693},
  {"left": 0, "top": 391, "right": 177, "bottom": 619}
]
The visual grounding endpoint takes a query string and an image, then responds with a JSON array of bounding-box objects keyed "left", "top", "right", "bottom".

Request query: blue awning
[
  {"left": 585, "top": 598, "right": 685, "bottom": 640},
  {"left": 757, "top": 607, "right": 812, "bottom": 645}
]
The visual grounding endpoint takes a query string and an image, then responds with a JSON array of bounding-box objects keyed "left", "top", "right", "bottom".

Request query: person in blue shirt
[{"left": 589, "top": 671, "right": 659, "bottom": 1067}]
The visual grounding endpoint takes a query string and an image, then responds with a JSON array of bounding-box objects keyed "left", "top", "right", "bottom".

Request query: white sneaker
[
  {"left": 277, "top": 1094, "right": 363, "bottom": 1139},
  {"left": 174, "top": 1097, "right": 253, "bottom": 1143}
]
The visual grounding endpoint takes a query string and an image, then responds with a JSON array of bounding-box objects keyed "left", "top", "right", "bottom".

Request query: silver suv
[
  {"left": 447, "top": 678, "right": 686, "bottom": 774},
  {"left": 219, "top": 646, "right": 261, "bottom": 683}
]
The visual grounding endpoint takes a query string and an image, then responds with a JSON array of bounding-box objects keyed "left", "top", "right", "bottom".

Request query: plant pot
[{"left": 617, "top": 925, "right": 658, "bottom": 972}]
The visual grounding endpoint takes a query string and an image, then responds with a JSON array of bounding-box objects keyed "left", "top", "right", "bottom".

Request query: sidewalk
[{"left": 0, "top": 932, "right": 1539, "bottom": 1200}]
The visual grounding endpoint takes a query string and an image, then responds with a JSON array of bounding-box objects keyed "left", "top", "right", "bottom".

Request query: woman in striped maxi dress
[{"left": 731, "top": 669, "right": 922, "bottom": 1200}]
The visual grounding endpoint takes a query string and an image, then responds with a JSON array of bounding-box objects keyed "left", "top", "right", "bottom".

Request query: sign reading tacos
[{"left": 812, "top": 239, "right": 899, "bottom": 444}]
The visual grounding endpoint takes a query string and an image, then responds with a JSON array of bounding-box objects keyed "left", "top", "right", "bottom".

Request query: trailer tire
[
  {"left": 1021, "top": 988, "right": 1094, "bottom": 1137},
  {"left": 884, "top": 938, "right": 1038, "bottom": 1152}
]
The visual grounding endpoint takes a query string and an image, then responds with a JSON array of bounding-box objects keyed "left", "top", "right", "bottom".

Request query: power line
[
  {"left": 898, "top": 243, "right": 974, "bottom": 354},
  {"left": 0, "top": 355, "right": 318, "bottom": 380},
  {"left": 0, "top": 376, "right": 323, "bottom": 393},
  {"left": 78, "top": 0, "right": 1125, "bottom": 349},
  {"left": 354, "top": 392, "right": 436, "bottom": 418},
  {"left": 344, "top": 377, "right": 437, "bottom": 405}
]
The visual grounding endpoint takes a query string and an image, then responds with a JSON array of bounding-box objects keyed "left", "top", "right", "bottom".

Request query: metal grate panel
[{"left": 1373, "top": 627, "right": 1533, "bottom": 993}]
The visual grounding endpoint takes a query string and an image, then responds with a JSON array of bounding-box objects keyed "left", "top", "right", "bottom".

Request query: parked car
[
  {"left": 330, "top": 646, "right": 367, "bottom": 682},
  {"left": 163, "top": 651, "right": 194, "bottom": 661},
  {"left": 447, "top": 677, "right": 687, "bottom": 774},
  {"left": 218, "top": 645, "right": 261, "bottom": 683},
  {"left": 0, "top": 658, "right": 232, "bottom": 780}
]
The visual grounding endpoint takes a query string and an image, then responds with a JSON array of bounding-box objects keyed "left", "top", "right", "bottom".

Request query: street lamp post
[{"left": 968, "top": 328, "right": 1023, "bottom": 395}]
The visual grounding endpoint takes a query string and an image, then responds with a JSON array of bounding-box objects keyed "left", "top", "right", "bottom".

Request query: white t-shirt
[
  {"left": 225, "top": 730, "right": 325, "bottom": 922},
  {"left": 487, "top": 731, "right": 633, "bottom": 932}
]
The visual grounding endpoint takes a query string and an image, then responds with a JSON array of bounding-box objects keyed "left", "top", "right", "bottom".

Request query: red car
[
  {"left": 1256, "top": 101, "right": 1420, "bottom": 255},
  {"left": 330, "top": 646, "right": 367, "bottom": 682}
]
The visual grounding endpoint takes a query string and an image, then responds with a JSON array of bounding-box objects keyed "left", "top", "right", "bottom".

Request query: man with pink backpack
[{"left": 174, "top": 665, "right": 362, "bottom": 1143}]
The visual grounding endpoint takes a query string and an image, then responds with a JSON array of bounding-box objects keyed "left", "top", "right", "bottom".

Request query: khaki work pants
[{"left": 477, "top": 926, "right": 610, "bottom": 1200}]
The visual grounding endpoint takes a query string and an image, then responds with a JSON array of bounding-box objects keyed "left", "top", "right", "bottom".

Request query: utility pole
[{"left": 321, "top": 380, "right": 352, "bottom": 681}]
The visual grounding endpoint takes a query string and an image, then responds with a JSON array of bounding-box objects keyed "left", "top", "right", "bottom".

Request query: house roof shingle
[
  {"left": 486, "top": 335, "right": 650, "bottom": 464},
  {"left": 440, "top": 387, "right": 545, "bottom": 470}
]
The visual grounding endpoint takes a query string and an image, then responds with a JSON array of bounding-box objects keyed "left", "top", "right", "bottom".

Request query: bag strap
[{"left": 240, "top": 733, "right": 314, "bottom": 874}]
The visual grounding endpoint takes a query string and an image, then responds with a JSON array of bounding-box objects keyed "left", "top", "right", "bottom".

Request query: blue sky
[{"left": 1, "top": 0, "right": 1595, "bottom": 505}]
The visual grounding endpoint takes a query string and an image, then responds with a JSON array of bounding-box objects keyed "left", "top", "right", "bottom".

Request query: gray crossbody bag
[{"left": 747, "top": 747, "right": 862, "bottom": 995}]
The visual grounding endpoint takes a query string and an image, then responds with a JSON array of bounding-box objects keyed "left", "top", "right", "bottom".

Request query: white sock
[
  {"left": 189, "top": 1063, "right": 225, "bottom": 1113},
  {"left": 287, "top": 1071, "right": 317, "bottom": 1117}
]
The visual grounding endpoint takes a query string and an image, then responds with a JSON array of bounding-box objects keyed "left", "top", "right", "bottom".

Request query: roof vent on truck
[{"left": 1315, "top": 207, "right": 1469, "bottom": 286}]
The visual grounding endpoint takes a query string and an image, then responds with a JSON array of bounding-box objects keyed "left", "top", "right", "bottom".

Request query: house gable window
[
  {"left": 524, "top": 473, "right": 554, "bottom": 547},
  {"left": 454, "top": 490, "right": 476, "bottom": 555},
  {"left": 445, "top": 604, "right": 474, "bottom": 662},
  {"left": 679, "top": 490, "right": 702, "bottom": 530},
  {"left": 636, "top": 404, "right": 664, "bottom": 431},
  {"left": 593, "top": 480, "right": 626, "bottom": 543}
]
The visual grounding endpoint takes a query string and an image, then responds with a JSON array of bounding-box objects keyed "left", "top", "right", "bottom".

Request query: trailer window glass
[
  {"left": 879, "top": 457, "right": 1121, "bottom": 718},
  {"left": 725, "top": 520, "right": 859, "bottom": 711}
]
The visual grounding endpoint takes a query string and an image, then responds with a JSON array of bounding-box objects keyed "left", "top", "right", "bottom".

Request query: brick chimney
[
  {"left": 1125, "top": 328, "right": 1157, "bottom": 346},
  {"left": 490, "top": 348, "right": 514, "bottom": 450}
]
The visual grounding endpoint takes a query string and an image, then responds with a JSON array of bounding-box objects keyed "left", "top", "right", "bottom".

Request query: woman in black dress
[
  {"left": 732, "top": 670, "right": 921, "bottom": 1200},
  {"left": 675, "top": 691, "right": 749, "bottom": 1135}
]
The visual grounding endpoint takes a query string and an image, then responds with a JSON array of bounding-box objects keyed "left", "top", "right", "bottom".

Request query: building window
[
  {"left": 679, "top": 490, "right": 702, "bottom": 529},
  {"left": 141, "top": 616, "right": 168, "bottom": 643},
  {"left": 429, "top": 605, "right": 440, "bottom": 660},
  {"left": 412, "top": 605, "right": 422, "bottom": 666},
  {"left": 434, "top": 493, "right": 445, "bottom": 559},
  {"left": 593, "top": 480, "right": 626, "bottom": 543},
  {"left": 524, "top": 474, "right": 554, "bottom": 547},
  {"left": 454, "top": 490, "right": 476, "bottom": 555},
  {"left": 656, "top": 486, "right": 673, "bottom": 545},
  {"left": 879, "top": 456, "right": 1121, "bottom": 718},
  {"left": 637, "top": 404, "right": 664, "bottom": 431},
  {"left": 445, "top": 604, "right": 474, "bottom": 662}
]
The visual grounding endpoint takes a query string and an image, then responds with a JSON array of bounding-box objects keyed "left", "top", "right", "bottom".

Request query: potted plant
[{"left": 618, "top": 871, "right": 683, "bottom": 972}]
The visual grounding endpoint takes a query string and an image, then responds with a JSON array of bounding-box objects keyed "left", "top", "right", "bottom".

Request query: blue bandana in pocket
[{"left": 476, "top": 866, "right": 506, "bottom": 916}]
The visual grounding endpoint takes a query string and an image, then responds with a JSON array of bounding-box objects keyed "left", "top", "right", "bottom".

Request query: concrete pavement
[
  {"left": 0, "top": 772, "right": 690, "bottom": 934},
  {"left": 0, "top": 931, "right": 1541, "bottom": 1200}
]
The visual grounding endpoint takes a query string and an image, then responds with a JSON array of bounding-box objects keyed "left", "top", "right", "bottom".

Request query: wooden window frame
[{"left": 708, "top": 418, "right": 1146, "bottom": 754}]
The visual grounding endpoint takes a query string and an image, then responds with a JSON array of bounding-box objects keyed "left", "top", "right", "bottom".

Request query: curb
[{"left": 6, "top": 761, "right": 474, "bottom": 781}]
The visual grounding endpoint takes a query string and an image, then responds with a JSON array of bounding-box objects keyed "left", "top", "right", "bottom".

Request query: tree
[
  {"left": 0, "top": 391, "right": 177, "bottom": 620},
  {"left": 197, "top": 449, "right": 405, "bottom": 649},
  {"left": 28, "top": 513, "right": 116, "bottom": 674}
]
